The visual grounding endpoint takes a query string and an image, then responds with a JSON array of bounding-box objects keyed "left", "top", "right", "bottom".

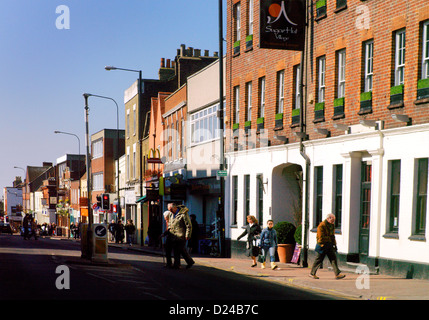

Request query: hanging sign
[{"left": 259, "top": 0, "right": 306, "bottom": 51}]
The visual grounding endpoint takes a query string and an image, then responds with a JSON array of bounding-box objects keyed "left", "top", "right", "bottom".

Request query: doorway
[{"left": 359, "top": 161, "right": 372, "bottom": 257}]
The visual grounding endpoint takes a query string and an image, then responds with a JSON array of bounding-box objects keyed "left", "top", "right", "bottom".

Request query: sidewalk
[{"left": 109, "top": 241, "right": 429, "bottom": 300}]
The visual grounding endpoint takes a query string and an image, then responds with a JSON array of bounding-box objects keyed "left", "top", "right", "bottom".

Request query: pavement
[{"left": 103, "top": 241, "right": 429, "bottom": 301}]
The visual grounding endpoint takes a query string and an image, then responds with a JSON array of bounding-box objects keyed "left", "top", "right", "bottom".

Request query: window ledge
[
  {"left": 408, "top": 235, "right": 426, "bottom": 242},
  {"left": 315, "top": 14, "right": 327, "bottom": 22},
  {"left": 387, "top": 102, "right": 404, "bottom": 110},
  {"left": 332, "top": 113, "right": 345, "bottom": 120},
  {"left": 414, "top": 98, "right": 429, "bottom": 105},
  {"left": 334, "top": 5, "right": 347, "bottom": 13},
  {"left": 383, "top": 233, "right": 399, "bottom": 239},
  {"left": 273, "top": 126, "right": 283, "bottom": 131}
]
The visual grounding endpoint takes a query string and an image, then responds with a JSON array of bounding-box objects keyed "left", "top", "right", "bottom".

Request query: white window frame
[
  {"left": 364, "top": 40, "right": 374, "bottom": 92},
  {"left": 133, "top": 104, "right": 136, "bottom": 136},
  {"left": 422, "top": 21, "right": 429, "bottom": 79},
  {"left": 190, "top": 103, "right": 222, "bottom": 146},
  {"left": 92, "top": 139, "right": 103, "bottom": 159},
  {"left": 133, "top": 143, "right": 136, "bottom": 179},
  {"left": 395, "top": 29, "right": 406, "bottom": 86},
  {"left": 246, "top": 81, "right": 252, "bottom": 121},
  {"left": 295, "top": 65, "right": 301, "bottom": 110},
  {"left": 92, "top": 172, "right": 104, "bottom": 191},
  {"left": 234, "top": 86, "right": 240, "bottom": 123},
  {"left": 277, "top": 70, "right": 284, "bottom": 113},
  {"left": 259, "top": 77, "right": 265, "bottom": 118},
  {"left": 235, "top": 3, "right": 241, "bottom": 42},
  {"left": 337, "top": 49, "right": 346, "bottom": 98},
  {"left": 318, "top": 56, "right": 326, "bottom": 103},
  {"left": 248, "top": 0, "right": 253, "bottom": 36}
]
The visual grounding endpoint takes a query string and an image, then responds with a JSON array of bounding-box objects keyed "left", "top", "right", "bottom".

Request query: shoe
[
  {"left": 186, "top": 261, "right": 195, "bottom": 269},
  {"left": 271, "top": 262, "right": 278, "bottom": 270},
  {"left": 251, "top": 263, "right": 257, "bottom": 267},
  {"left": 336, "top": 274, "right": 346, "bottom": 279},
  {"left": 261, "top": 262, "right": 266, "bottom": 269},
  {"left": 309, "top": 274, "right": 319, "bottom": 279}
]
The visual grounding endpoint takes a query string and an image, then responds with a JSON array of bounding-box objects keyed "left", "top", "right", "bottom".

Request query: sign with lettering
[
  {"left": 291, "top": 243, "right": 302, "bottom": 263},
  {"left": 260, "top": 0, "right": 306, "bottom": 51}
]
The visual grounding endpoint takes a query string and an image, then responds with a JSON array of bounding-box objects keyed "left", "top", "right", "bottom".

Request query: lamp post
[
  {"left": 54, "top": 130, "right": 82, "bottom": 238},
  {"left": 83, "top": 93, "right": 121, "bottom": 221},
  {"left": 83, "top": 93, "right": 93, "bottom": 259},
  {"left": 105, "top": 66, "right": 144, "bottom": 246}
]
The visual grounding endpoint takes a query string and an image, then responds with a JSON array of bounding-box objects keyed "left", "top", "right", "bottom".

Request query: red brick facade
[{"left": 226, "top": 0, "right": 429, "bottom": 151}]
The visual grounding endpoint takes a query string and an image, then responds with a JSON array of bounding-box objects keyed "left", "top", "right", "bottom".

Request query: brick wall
[{"left": 226, "top": 0, "right": 429, "bottom": 151}]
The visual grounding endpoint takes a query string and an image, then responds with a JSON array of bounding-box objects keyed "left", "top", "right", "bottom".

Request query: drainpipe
[
  {"left": 374, "top": 126, "right": 384, "bottom": 273},
  {"left": 299, "top": 0, "right": 310, "bottom": 268}
]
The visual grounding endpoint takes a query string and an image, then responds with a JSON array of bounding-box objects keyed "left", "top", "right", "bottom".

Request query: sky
[{"left": 0, "top": 0, "right": 226, "bottom": 195}]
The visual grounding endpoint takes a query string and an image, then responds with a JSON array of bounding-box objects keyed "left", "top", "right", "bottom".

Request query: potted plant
[{"left": 274, "top": 221, "right": 296, "bottom": 263}]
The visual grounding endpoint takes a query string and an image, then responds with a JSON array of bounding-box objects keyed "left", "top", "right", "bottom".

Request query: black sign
[
  {"left": 94, "top": 225, "right": 107, "bottom": 238},
  {"left": 259, "top": 0, "right": 306, "bottom": 51}
]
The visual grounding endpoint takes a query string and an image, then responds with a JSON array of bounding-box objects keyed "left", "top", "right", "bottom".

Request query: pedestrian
[
  {"left": 30, "top": 217, "right": 38, "bottom": 240},
  {"left": 260, "top": 220, "right": 278, "bottom": 270},
  {"left": 125, "top": 219, "right": 136, "bottom": 246},
  {"left": 108, "top": 220, "right": 116, "bottom": 242},
  {"left": 115, "top": 219, "right": 125, "bottom": 244},
  {"left": 237, "top": 215, "right": 262, "bottom": 267},
  {"left": 22, "top": 214, "right": 30, "bottom": 240},
  {"left": 160, "top": 210, "right": 174, "bottom": 268},
  {"left": 167, "top": 203, "right": 195, "bottom": 269},
  {"left": 187, "top": 214, "right": 200, "bottom": 254},
  {"left": 309, "top": 213, "right": 346, "bottom": 279}
]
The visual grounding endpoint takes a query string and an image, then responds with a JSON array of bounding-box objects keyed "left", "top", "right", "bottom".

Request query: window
[
  {"left": 190, "top": 103, "right": 222, "bottom": 145},
  {"left": 277, "top": 70, "right": 285, "bottom": 113},
  {"left": 317, "top": 56, "right": 326, "bottom": 103},
  {"left": 422, "top": 21, "right": 429, "bottom": 79},
  {"left": 257, "top": 174, "right": 264, "bottom": 225},
  {"left": 333, "top": 164, "right": 343, "bottom": 228},
  {"left": 315, "top": 166, "right": 323, "bottom": 226},
  {"left": 126, "top": 147, "right": 130, "bottom": 180},
  {"left": 258, "top": 77, "right": 265, "bottom": 118},
  {"left": 294, "top": 64, "right": 301, "bottom": 110},
  {"left": 246, "top": 81, "right": 252, "bottom": 121},
  {"left": 234, "top": 86, "right": 240, "bottom": 123},
  {"left": 394, "top": 29, "right": 406, "bottom": 86},
  {"left": 92, "top": 172, "right": 104, "bottom": 191},
  {"left": 364, "top": 40, "right": 374, "bottom": 92},
  {"left": 133, "top": 144, "right": 136, "bottom": 179},
  {"left": 337, "top": 49, "right": 346, "bottom": 98},
  {"left": 126, "top": 109, "right": 130, "bottom": 137},
  {"left": 181, "top": 119, "right": 185, "bottom": 157},
  {"left": 234, "top": 2, "right": 241, "bottom": 43},
  {"left": 133, "top": 104, "right": 136, "bottom": 135},
  {"left": 232, "top": 176, "right": 238, "bottom": 226},
  {"left": 92, "top": 139, "right": 103, "bottom": 159},
  {"left": 388, "top": 160, "right": 401, "bottom": 233},
  {"left": 244, "top": 175, "right": 250, "bottom": 220},
  {"left": 414, "top": 158, "right": 428, "bottom": 235},
  {"left": 247, "top": 0, "right": 253, "bottom": 36},
  {"left": 176, "top": 120, "right": 180, "bottom": 159}
]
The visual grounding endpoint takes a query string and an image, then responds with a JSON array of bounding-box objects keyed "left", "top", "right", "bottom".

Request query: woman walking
[
  {"left": 237, "top": 215, "right": 261, "bottom": 267},
  {"left": 260, "top": 220, "right": 278, "bottom": 270}
]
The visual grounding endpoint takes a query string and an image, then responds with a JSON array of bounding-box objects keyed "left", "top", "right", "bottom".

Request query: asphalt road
[{"left": 0, "top": 234, "right": 337, "bottom": 304}]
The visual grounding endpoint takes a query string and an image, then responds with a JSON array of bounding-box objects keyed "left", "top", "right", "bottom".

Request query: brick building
[{"left": 226, "top": 0, "right": 429, "bottom": 279}]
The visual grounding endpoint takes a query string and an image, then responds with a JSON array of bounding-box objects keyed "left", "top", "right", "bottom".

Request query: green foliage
[
  {"left": 294, "top": 224, "right": 302, "bottom": 245},
  {"left": 274, "top": 221, "right": 296, "bottom": 244}
]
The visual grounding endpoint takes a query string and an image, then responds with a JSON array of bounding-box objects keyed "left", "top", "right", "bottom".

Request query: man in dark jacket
[{"left": 309, "top": 213, "right": 345, "bottom": 279}]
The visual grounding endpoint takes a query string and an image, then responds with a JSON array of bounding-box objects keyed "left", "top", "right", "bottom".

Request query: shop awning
[{"left": 136, "top": 196, "right": 149, "bottom": 204}]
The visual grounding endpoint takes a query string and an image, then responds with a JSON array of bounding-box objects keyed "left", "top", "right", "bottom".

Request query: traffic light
[
  {"left": 102, "top": 193, "right": 110, "bottom": 210},
  {"left": 96, "top": 195, "right": 102, "bottom": 208}
]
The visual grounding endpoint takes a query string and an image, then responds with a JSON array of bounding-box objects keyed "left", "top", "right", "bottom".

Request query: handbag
[{"left": 315, "top": 243, "right": 324, "bottom": 254}]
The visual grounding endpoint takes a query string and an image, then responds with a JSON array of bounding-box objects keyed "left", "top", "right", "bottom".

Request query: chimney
[
  {"left": 166, "top": 59, "right": 171, "bottom": 68},
  {"left": 180, "top": 44, "right": 186, "bottom": 56},
  {"left": 187, "top": 47, "right": 194, "bottom": 57},
  {"left": 213, "top": 52, "right": 218, "bottom": 57},
  {"left": 160, "top": 58, "right": 165, "bottom": 68},
  {"left": 194, "top": 49, "right": 201, "bottom": 57},
  {"left": 204, "top": 50, "right": 209, "bottom": 57}
]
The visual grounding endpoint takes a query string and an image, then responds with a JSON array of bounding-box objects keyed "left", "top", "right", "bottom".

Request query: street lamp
[
  {"left": 54, "top": 130, "right": 82, "bottom": 237},
  {"left": 105, "top": 65, "right": 144, "bottom": 245},
  {"left": 83, "top": 93, "right": 121, "bottom": 221}
]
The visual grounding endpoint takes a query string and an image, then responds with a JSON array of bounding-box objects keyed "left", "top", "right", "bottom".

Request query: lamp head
[{"left": 105, "top": 66, "right": 117, "bottom": 71}]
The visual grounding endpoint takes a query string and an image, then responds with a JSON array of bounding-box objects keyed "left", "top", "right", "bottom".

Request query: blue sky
[{"left": 0, "top": 0, "right": 226, "bottom": 194}]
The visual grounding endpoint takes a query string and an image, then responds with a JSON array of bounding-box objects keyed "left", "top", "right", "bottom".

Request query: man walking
[
  {"left": 167, "top": 203, "right": 194, "bottom": 269},
  {"left": 309, "top": 213, "right": 346, "bottom": 279}
]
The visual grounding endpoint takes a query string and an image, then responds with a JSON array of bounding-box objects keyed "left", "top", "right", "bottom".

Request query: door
[{"left": 359, "top": 162, "right": 372, "bottom": 257}]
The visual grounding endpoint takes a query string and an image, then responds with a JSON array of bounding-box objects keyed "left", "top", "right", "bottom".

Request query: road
[{"left": 0, "top": 234, "right": 337, "bottom": 303}]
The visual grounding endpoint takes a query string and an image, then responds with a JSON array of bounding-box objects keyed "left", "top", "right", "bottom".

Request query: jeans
[{"left": 261, "top": 246, "right": 276, "bottom": 263}]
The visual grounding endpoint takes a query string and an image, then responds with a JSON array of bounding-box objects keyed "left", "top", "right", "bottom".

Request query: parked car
[{"left": 0, "top": 222, "right": 13, "bottom": 234}]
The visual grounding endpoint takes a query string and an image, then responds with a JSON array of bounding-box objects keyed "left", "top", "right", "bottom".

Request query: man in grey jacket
[{"left": 167, "top": 203, "right": 195, "bottom": 269}]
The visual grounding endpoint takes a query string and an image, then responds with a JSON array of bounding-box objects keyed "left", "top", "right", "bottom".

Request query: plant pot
[{"left": 277, "top": 244, "right": 295, "bottom": 263}]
